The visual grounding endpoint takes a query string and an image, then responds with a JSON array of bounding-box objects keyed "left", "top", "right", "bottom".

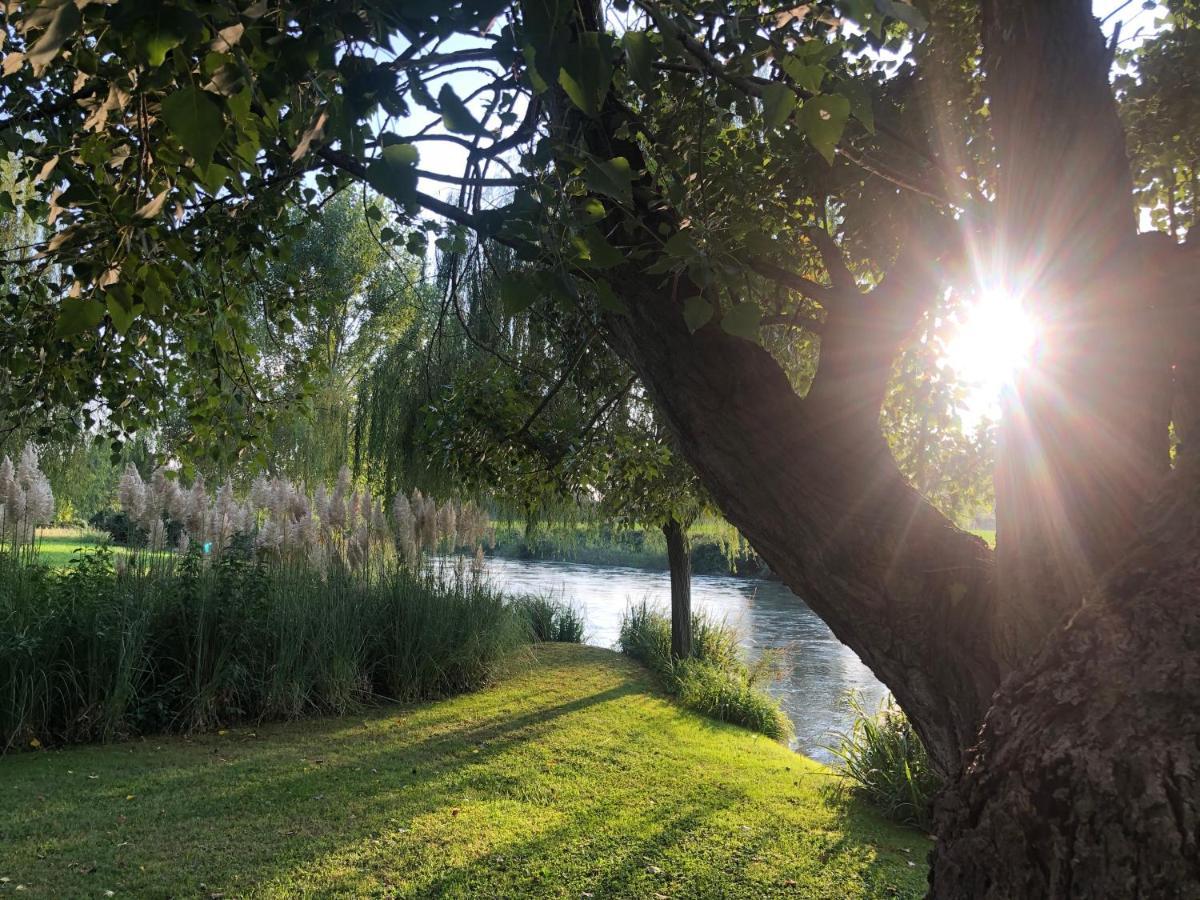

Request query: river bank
[{"left": 490, "top": 520, "right": 771, "bottom": 577}]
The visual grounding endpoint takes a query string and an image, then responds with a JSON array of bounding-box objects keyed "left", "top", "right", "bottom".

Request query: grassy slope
[{"left": 0, "top": 645, "right": 930, "bottom": 898}]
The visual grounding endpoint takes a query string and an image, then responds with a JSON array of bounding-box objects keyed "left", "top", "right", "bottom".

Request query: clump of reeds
[
  {"left": 617, "top": 601, "right": 792, "bottom": 742},
  {"left": 0, "top": 443, "right": 56, "bottom": 553},
  {"left": 0, "top": 542, "right": 526, "bottom": 751},
  {"left": 112, "top": 465, "right": 492, "bottom": 573},
  {"left": 824, "top": 691, "right": 943, "bottom": 829}
]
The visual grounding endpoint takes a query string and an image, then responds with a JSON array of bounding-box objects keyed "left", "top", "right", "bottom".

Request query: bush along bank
[
  {"left": 491, "top": 521, "right": 770, "bottom": 577},
  {"left": 618, "top": 602, "right": 792, "bottom": 742}
]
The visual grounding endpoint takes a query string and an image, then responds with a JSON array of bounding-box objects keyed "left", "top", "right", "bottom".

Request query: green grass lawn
[
  {"left": 31, "top": 528, "right": 122, "bottom": 568},
  {"left": 969, "top": 528, "right": 996, "bottom": 548},
  {"left": 0, "top": 645, "right": 930, "bottom": 898}
]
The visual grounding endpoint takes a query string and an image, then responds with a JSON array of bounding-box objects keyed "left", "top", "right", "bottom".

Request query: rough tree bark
[
  {"left": 546, "top": 0, "right": 1199, "bottom": 894},
  {"left": 662, "top": 516, "right": 692, "bottom": 659},
  {"left": 986, "top": 0, "right": 1172, "bottom": 669}
]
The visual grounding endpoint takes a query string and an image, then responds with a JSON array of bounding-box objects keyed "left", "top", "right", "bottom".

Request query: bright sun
[{"left": 942, "top": 290, "right": 1038, "bottom": 413}]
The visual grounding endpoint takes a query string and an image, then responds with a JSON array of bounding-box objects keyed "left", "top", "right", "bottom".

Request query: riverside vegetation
[{"left": 4, "top": 447, "right": 943, "bottom": 834}]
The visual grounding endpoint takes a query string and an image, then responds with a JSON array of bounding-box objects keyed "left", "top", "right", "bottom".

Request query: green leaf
[
  {"left": 55, "top": 299, "right": 104, "bottom": 337},
  {"left": 580, "top": 228, "right": 624, "bottom": 268},
  {"left": 594, "top": 280, "right": 628, "bottom": 314},
  {"left": 841, "top": 81, "right": 875, "bottom": 134},
  {"left": 500, "top": 273, "right": 535, "bottom": 315},
  {"left": 721, "top": 302, "right": 762, "bottom": 339},
  {"left": 875, "top": 0, "right": 928, "bottom": 31},
  {"left": 142, "top": 28, "right": 183, "bottom": 67},
  {"left": 438, "top": 84, "right": 488, "bottom": 135},
  {"left": 585, "top": 156, "right": 632, "bottom": 205},
  {"left": 623, "top": 31, "right": 654, "bottom": 91},
  {"left": 663, "top": 230, "right": 697, "bottom": 259},
  {"left": 366, "top": 143, "right": 419, "bottom": 202},
  {"left": 682, "top": 295, "right": 714, "bottom": 333},
  {"left": 161, "top": 87, "right": 224, "bottom": 169},
  {"left": 760, "top": 82, "right": 797, "bottom": 128},
  {"left": 106, "top": 296, "right": 137, "bottom": 335},
  {"left": 781, "top": 58, "right": 825, "bottom": 93},
  {"left": 382, "top": 141, "right": 419, "bottom": 168},
  {"left": 577, "top": 197, "right": 606, "bottom": 224},
  {"left": 800, "top": 94, "right": 850, "bottom": 164},
  {"left": 520, "top": 42, "right": 550, "bottom": 93},
  {"left": 27, "top": 0, "right": 81, "bottom": 76},
  {"left": 558, "top": 33, "right": 613, "bottom": 118}
]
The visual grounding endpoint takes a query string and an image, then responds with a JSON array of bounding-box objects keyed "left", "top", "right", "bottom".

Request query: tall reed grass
[
  {"left": 1, "top": 541, "right": 529, "bottom": 751},
  {"left": 618, "top": 602, "right": 792, "bottom": 741},
  {"left": 825, "top": 691, "right": 943, "bottom": 829}
]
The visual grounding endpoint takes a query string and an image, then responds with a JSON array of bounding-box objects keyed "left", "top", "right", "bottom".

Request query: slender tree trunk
[{"left": 662, "top": 516, "right": 692, "bottom": 659}]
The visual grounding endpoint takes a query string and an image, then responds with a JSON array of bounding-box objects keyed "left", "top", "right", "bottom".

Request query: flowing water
[{"left": 479, "top": 555, "right": 889, "bottom": 761}]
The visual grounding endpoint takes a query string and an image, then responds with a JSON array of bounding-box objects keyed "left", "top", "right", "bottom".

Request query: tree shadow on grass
[{"left": 2, "top": 680, "right": 642, "bottom": 895}]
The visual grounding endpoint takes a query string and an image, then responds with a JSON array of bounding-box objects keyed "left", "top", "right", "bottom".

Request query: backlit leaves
[
  {"left": 438, "top": 84, "right": 488, "bottom": 135},
  {"left": 558, "top": 32, "right": 614, "bottom": 118},
  {"left": 801, "top": 95, "right": 850, "bottom": 164}
]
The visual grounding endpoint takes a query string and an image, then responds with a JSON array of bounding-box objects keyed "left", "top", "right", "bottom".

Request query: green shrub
[
  {"left": 826, "top": 691, "right": 943, "bottom": 829},
  {"left": 617, "top": 601, "right": 791, "bottom": 742},
  {"left": 1, "top": 544, "right": 526, "bottom": 751},
  {"left": 512, "top": 593, "right": 586, "bottom": 643}
]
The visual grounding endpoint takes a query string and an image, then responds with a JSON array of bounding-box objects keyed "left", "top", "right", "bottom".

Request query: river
[{"left": 478, "top": 555, "right": 889, "bottom": 761}]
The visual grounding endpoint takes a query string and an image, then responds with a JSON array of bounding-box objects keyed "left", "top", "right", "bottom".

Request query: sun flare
[{"left": 942, "top": 290, "right": 1038, "bottom": 410}]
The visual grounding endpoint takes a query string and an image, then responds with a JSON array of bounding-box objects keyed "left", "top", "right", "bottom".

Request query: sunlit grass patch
[{"left": 0, "top": 645, "right": 929, "bottom": 898}]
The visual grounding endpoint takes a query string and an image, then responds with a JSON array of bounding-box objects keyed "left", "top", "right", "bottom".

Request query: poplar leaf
[
  {"left": 55, "top": 299, "right": 105, "bottom": 337},
  {"left": 594, "top": 280, "right": 628, "bottom": 314},
  {"left": 558, "top": 33, "right": 613, "bottom": 118},
  {"left": 27, "top": 0, "right": 80, "bottom": 76},
  {"left": 623, "top": 31, "right": 654, "bottom": 90},
  {"left": 875, "top": 0, "right": 928, "bottom": 31},
  {"left": 438, "top": 84, "right": 487, "bottom": 135},
  {"left": 761, "top": 82, "right": 797, "bottom": 128},
  {"left": 682, "top": 296, "right": 714, "bottom": 333},
  {"left": 721, "top": 302, "right": 763, "bottom": 339},
  {"left": 800, "top": 94, "right": 850, "bottom": 164},
  {"left": 135, "top": 188, "right": 169, "bottom": 219},
  {"left": 585, "top": 156, "right": 632, "bottom": 205},
  {"left": 106, "top": 296, "right": 136, "bottom": 334},
  {"left": 500, "top": 274, "right": 535, "bottom": 315},
  {"left": 161, "top": 87, "right": 224, "bottom": 169}
]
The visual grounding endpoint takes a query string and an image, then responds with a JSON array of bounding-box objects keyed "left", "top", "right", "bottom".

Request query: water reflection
[{"left": 478, "top": 556, "right": 889, "bottom": 761}]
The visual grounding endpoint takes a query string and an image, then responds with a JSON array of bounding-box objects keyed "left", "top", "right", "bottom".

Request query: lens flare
[{"left": 943, "top": 290, "right": 1037, "bottom": 407}]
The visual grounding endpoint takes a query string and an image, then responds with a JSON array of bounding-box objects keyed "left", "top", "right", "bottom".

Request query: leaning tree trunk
[{"left": 662, "top": 516, "right": 692, "bottom": 659}]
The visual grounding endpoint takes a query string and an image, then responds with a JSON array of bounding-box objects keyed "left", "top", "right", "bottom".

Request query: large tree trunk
[
  {"left": 662, "top": 516, "right": 692, "bottom": 659},
  {"left": 985, "top": 0, "right": 1171, "bottom": 667},
  {"left": 931, "top": 463, "right": 1200, "bottom": 896}
]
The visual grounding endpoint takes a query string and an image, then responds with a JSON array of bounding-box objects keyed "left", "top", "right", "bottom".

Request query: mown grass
[
  {"left": 29, "top": 528, "right": 127, "bottom": 569},
  {"left": 0, "top": 645, "right": 929, "bottom": 898}
]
